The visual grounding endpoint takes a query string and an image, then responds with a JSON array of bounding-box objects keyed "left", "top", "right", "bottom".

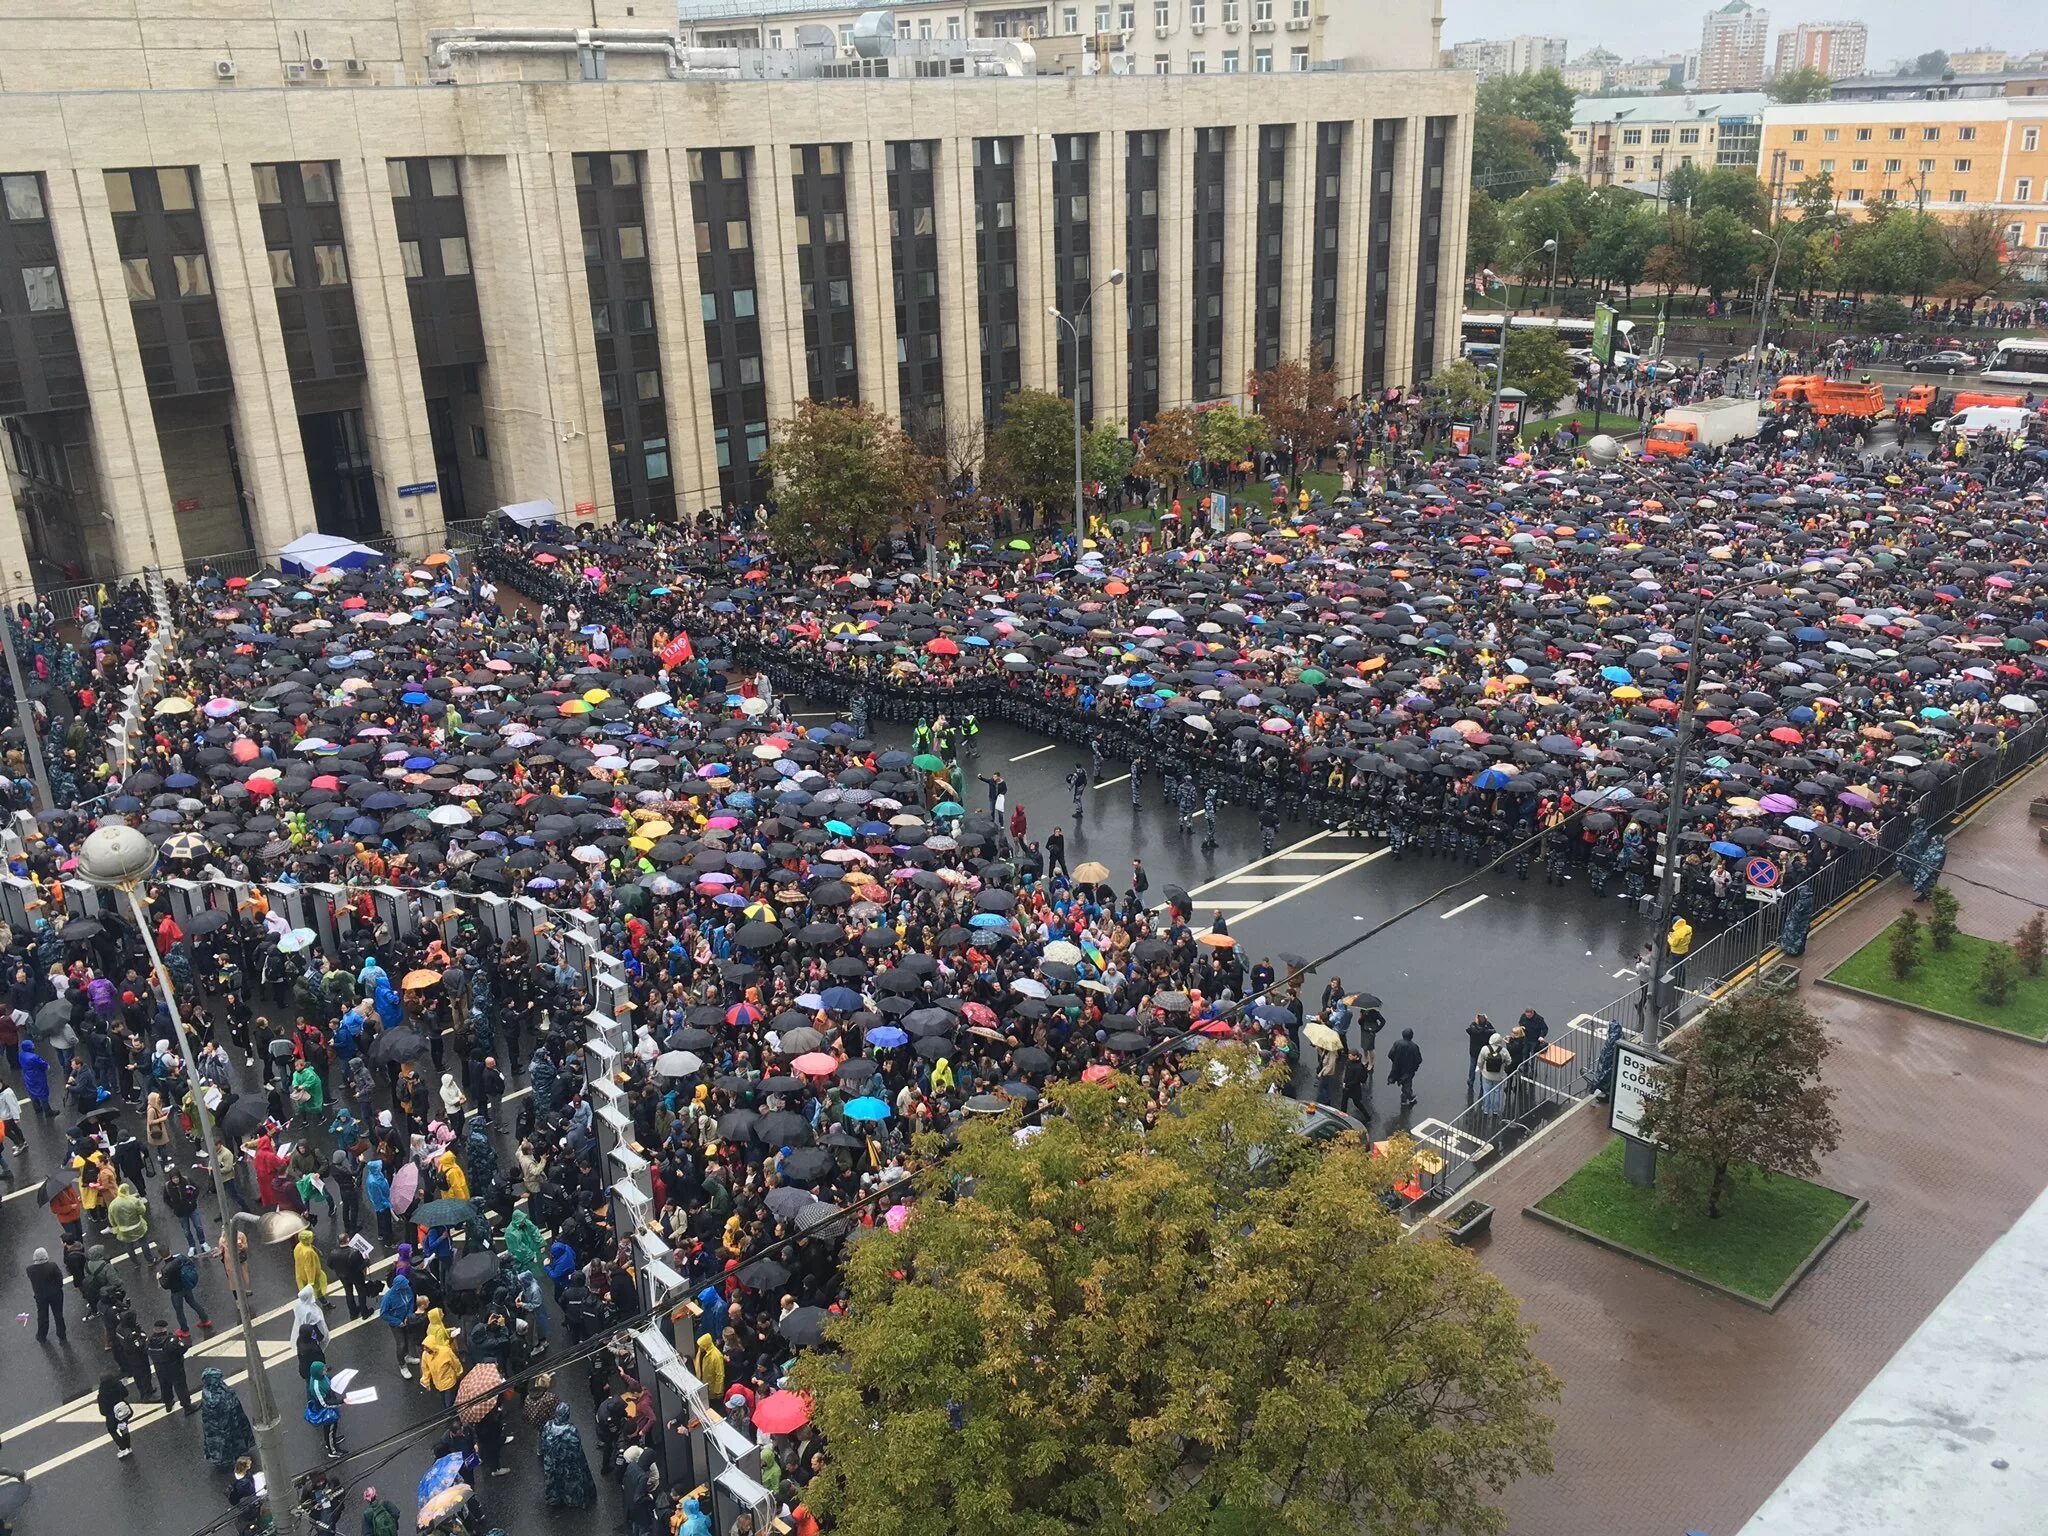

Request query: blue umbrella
[
  {"left": 1472, "top": 768, "right": 1513, "bottom": 791},
  {"left": 1709, "top": 841, "right": 1746, "bottom": 858},
  {"left": 819, "top": 986, "right": 863, "bottom": 1012},
  {"left": 866, "top": 1026, "right": 909, "bottom": 1049},
  {"left": 842, "top": 1096, "right": 891, "bottom": 1122},
  {"left": 968, "top": 912, "right": 1011, "bottom": 929},
  {"left": 1598, "top": 665, "right": 1633, "bottom": 684},
  {"left": 165, "top": 773, "right": 198, "bottom": 789},
  {"left": 418, "top": 1452, "right": 467, "bottom": 1507}
]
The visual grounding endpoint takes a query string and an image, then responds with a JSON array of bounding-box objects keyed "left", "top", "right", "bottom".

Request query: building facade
[
  {"left": 0, "top": 4, "right": 1471, "bottom": 587},
  {"left": 677, "top": 0, "right": 1446, "bottom": 77},
  {"left": 1759, "top": 98, "right": 2048, "bottom": 277},
  {"left": 1697, "top": 1, "right": 1769, "bottom": 91},
  {"left": 1566, "top": 93, "right": 1768, "bottom": 192},
  {"left": 1447, "top": 35, "right": 1568, "bottom": 83},
  {"left": 1770, "top": 20, "right": 1867, "bottom": 82}
]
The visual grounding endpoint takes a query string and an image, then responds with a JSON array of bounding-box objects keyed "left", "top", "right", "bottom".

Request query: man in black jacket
[
  {"left": 25, "top": 1245, "right": 66, "bottom": 1342},
  {"left": 146, "top": 1318, "right": 194, "bottom": 1412},
  {"left": 1386, "top": 1029, "right": 1423, "bottom": 1109}
]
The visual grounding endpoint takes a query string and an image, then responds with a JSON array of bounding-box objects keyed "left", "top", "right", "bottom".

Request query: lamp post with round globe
[{"left": 78, "top": 824, "right": 306, "bottom": 1533}]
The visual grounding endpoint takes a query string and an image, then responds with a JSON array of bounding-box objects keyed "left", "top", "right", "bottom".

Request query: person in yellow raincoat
[
  {"left": 293, "top": 1229, "right": 330, "bottom": 1302},
  {"left": 437, "top": 1149, "right": 470, "bottom": 1203},
  {"left": 419, "top": 1308, "right": 464, "bottom": 1406}
]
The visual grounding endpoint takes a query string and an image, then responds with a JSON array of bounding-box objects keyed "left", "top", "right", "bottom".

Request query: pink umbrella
[
  {"left": 792, "top": 1052, "right": 838, "bottom": 1077},
  {"left": 883, "top": 1204, "right": 911, "bottom": 1233},
  {"left": 389, "top": 1161, "right": 420, "bottom": 1215},
  {"left": 1759, "top": 793, "right": 1798, "bottom": 814}
]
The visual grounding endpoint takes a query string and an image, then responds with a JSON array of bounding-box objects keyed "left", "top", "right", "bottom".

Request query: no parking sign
[{"left": 1745, "top": 856, "right": 1782, "bottom": 903}]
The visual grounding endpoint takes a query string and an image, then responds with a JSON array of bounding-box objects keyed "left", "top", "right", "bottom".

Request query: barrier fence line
[{"left": 1400, "top": 709, "right": 2048, "bottom": 1220}]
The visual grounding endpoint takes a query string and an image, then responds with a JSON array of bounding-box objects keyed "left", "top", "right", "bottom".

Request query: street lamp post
[
  {"left": 1048, "top": 268, "right": 1124, "bottom": 557},
  {"left": 78, "top": 824, "right": 304, "bottom": 1535},
  {"left": 0, "top": 588, "right": 53, "bottom": 812},
  {"left": 1545, "top": 234, "right": 1561, "bottom": 310},
  {"left": 1749, "top": 225, "right": 1786, "bottom": 400}
]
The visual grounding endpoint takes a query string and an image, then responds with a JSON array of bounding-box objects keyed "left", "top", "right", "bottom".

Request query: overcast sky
[{"left": 1438, "top": 1, "right": 2029, "bottom": 70}]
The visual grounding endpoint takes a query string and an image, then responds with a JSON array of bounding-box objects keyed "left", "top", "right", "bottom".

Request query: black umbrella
[
  {"left": 36, "top": 1173, "right": 75, "bottom": 1206},
  {"left": 780, "top": 1147, "right": 836, "bottom": 1186},
  {"left": 733, "top": 1255, "right": 791, "bottom": 1292},
  {"left": 447, "top": 1252, "right": 499, "bottom": 1292},
  {"left": 217, "top": 1097, "right": 270, "bottom": 1141},
  {"left": 413, "top": 1198, "right": 478, "bottom": 1228},
  {"left": 369, "top": 1028, "right": 432, "bottom": 1065},
  {"left": 777, "top": 1305, "right": 830, "bottom": 1350},
  {"left": 754, "top": 1110, "right": 813, "bottom": 1148}
]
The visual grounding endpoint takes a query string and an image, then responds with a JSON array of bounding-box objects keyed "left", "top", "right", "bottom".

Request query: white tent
[
  {"left": 496, "top": 499, "right": 560, "bottom": 529},
  {"left": 278, "top": 532, "right": 386, "bottom": 575}
]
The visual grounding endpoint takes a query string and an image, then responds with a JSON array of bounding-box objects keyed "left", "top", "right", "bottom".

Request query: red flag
[{"left": 659, "top": 634, "right": 694, "bottom": 669}]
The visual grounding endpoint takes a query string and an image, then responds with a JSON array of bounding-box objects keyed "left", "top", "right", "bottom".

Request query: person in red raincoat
[{"left": 251, "top": 1135, "right": 286, "bottom": 1210}]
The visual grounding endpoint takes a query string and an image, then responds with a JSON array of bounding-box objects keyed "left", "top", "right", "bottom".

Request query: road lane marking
[
  {"left": 1440, "top": 895, "right": 1489, "bottom": 920},
  {"left": 1179, "top": 831, "right": 1334, "bottom": 899},
  {"left": 1092, "top": 774, "right": 1129, "bottom": 789},
  {"left": 1010, "top": 745, "right": 1055, "bottom": 762},
  {"left": 1230, "top": 846, "right": 1388, "bottom": 927},
  {"left": 1209, "top": 873, "right": 1320, "bottom": 885}
]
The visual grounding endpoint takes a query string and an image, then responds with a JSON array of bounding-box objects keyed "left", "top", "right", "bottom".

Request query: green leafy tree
[
  {"left": 1938, "top": 209, "right": 2018, "bottom": 301},
  {"left": 792, "top": 1060, "right": 1559, "bottom": 1536},
  {"left": 1692, "top": 207, "right": 1761, "bottom": 302},
  {"left": 1663, "top": 160, "right": 1707, "bottom": 215},
  {"left": 1768, "top": 64, "right": 1834, "bottom": 103},
  {"left": 1978, "top": 943, "right": 2018, "bottom": 1006},
  {"left": 1790, "top": 171, "right": 1843, "bottom": 229},
  {"left": 1584, "top": 200, "right": 1662, "bottom": 304},
  {"left": 1082, "top": 420, "right": 1137, "bottom": 499},
  {"left": 1842, "top": 209, "right": 1949, "bottom": 300},
  {"left": 985, "top": 388, "right": 1080, "bottom": 521},
  {"left": 1901, "top": 49, "right": 1948, "bottom": 78},
  {"left": 2013, "top": 913, "right": 2047, "bottom": 979},
  {"left": 762, "top": 398, "right": 936, "bottom": 558},
  {"left": 1467, "top": 189, "right": 1506, "bottom": 272},
  {"left": 1248, "top": 356, "right": 1336, "bottom": 490},
  {"left": 1635, "top": 989, "right": 1842, "bottom": 1219},
  {"left": 1425, "top": 358, "right": 1492, "bottom": 421},
  {"left": 1926, "top": 886, "right": 1960, "bottom": 951},
  {"left": 1500, "top": 328, "right": 1575, "bottom": 414},
  {"left": 1888, "top": 908, "right": 1922, "bottom": 979},
  {"left": 1194, "top": 401, "right": 1266, "bottom": 471},
  {"left": 1472, "top": 69, "right": 1577, "bottom": 194},
  {"left": 1692, "top": 168, "right": 1771, "bottom": 228}
]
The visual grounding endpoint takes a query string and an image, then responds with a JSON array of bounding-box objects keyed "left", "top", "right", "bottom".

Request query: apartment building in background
[
  {"left": 1771, "top": 20, "right": 1867, "bottom": 81},
  {"left": 1945, "top": 48, "right": 2008, "bottom": 76},
  {"left": 1759, "top": 97, "right": 2048, "bottom": 279},
  {"left": 1698, "top": 1, "right": 1769, "bottom": 90},
  {"left": 1567, "top": 92, "right": 1767, "bottom": 193},
  {"left": 0, "top": 0, "right": 1470, "bottom": 588},
  {"left": 1447, "top": 35, "right": 1568, "bottom": 83},
  {"left": 677, "top": 0, "right": 1445, "bottom": 77}
]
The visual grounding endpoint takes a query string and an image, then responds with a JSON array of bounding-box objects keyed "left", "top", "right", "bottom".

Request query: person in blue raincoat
[
  {"left": 363, "top": 1157, "right": 394, "bottom": 1244},
  {"left": 372, "top": 975, "right": 405, "bottom": 1031}
]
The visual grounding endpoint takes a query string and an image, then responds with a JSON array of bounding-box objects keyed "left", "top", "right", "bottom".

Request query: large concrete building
[
  {"left": 1770, "top": 20, "right": 1866, "bottom": 82},
  {"left": 0, "top": 0, "right": 1468, "bottom": 590},
  {"left": 1697, "top": 0, "right": 1769, "bottom": 90},
  {"left": 1447, "top": 35, "right": 1568, "bottom": 84},
  {"left": 677, "top": 0, "right": 1444, "bottom": 78},
  {"left": 1566, "top": 92, "right": 1768, "bottom": 192}
]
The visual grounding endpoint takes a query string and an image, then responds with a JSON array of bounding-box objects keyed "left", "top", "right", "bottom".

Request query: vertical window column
[
  {"left": 106, "top": 167, "right": 230, "bottom": 398},
  {"left": 972, "top": 137, "right": 1021, "bottom": 423},
  {"left": 1049, "top": 134, "right": 1096, "bottom": 423},
  {"left": 254, "top": 161, "right": 364, "bottom": 384},
  {"left": 1124, "top": 131, "right": 1161, "bottom": 426},
  {"left": 0, "top": 172, "right": 86, "bottom": 415},
  {"left": 885, "top": 141, "right": 944, "bottom": 441},
  {"left": 1254, "top": 125, "right": 1288, "bottom": 372},
  {"left": 689, "top": 148, "right": 768, "bottom": 509},
  {"left": 790, "top": 144, "right": 858, "bottom": 404},
  {"left": 1363, "top": 119, "right": 1399, "bottom": 394},
  {"left": 386, "top": 158, "right": 483, "bottom": 371},
  {"left": 1190, "top": 127, "right": 1227, "bottom": 400},
  {"left": 1310, "top": 123, "right": 1345, "bottom": 372},
  {"left": 1412, "top": 117, "right": 1450, "bottom": 386},
  {"left": 574, "top": 151, "right": 674, "bottom": 521}
]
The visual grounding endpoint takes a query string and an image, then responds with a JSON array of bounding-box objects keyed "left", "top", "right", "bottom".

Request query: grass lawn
[
  {"left": 1535, "top": 1138, "right": 1857, "bottom": 1301},
  {"left": 1517, "top": 408, "right": 1598, "bottom": 442},
  {"left": 1235, "top": 471, "right": 1346, "bottom": 511},
  {"left": 1827, "top": 927, "right": 2048, "bottom": 1038}
]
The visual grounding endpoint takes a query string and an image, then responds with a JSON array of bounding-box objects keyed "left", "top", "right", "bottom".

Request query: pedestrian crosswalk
[{"left": 1172, "top": 832, "right": 1387, "bottom": 933}]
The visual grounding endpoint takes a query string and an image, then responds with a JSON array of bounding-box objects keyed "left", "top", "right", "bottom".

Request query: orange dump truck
[
  {"left": 1805, "top": 382, "right": 1887, "bottom": 423},
  {"left": 1895, "top": 384, "right": 1939, "bottom": 423}
]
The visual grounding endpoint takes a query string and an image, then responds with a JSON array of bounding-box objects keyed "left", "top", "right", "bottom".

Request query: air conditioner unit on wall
[
  {"left": 1250, "top": 17, "right": 1275, "bottom": 30},
  {"left": 283, "top": 61, "right": 308, "bottom": 81},
  {"left": 344, "top": 56, "right": 367, "bottom": 74},
  {"left": 214, "top": 58, "right": 237, "bottom": 79},
  {"left": 308, "top": 55, "right": 330, "bottom": 71}
]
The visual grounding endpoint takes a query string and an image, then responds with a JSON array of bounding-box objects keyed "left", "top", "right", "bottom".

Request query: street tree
[
  {"left": 1634, "top": 989, "right": 1842, "bottom": 1219},
  {"left": 792, "top": 1062, "right": 1559, "bottom": 1536},
  {"left": 1194, "top": 401, "right": 1266, "bottom": 473},
  {"left": 1082, "top": 420, "right": 1137, "bottom": 502},
  {"left": 1938, "top": 209, "right": 2017, "bottom": 301},
  {"left": 1768, "top": 64, "right": 1834, "bottom": 103},
  {"left": 1900, "top": 49, "right": 1948, "bottom": 78},
  {"left": 1500, "top": 328, "right": 1574, "bottom": 416},
  {"left": 1467, "top": 189, "right": 1506, "bottom": 272},
  {"left": 1691, "top": 207, "right": 1760, "bottom": 303},
  {"left": 1691, "top": 168, "right": 1770, "bottom": 229},
  {"left": 985, "top": 388, "right": 1079, "bottom": 522},
  {"left": 1472, "top": 69, "right": 1577, "bottom": 194},
  {"left": 1249, "top": 356, "right": 1337, "bottom": 491},
  {"left": 763, "top": 398, "right": 936, "bottom": 558},
  {"left": 1424, "top": 358, "right": 1492, "bottom": 423},
  {"left": 1663, "top": 161, "right": 1706, "bottom": 216},
  {"left": 1584, "top": 200, "right": 1662, "bottom": 304},
  {"left": 1134, "top": 406, "right": 1203, "bottom": 501}
]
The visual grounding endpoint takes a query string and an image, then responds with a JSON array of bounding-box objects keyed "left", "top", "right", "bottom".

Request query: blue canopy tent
[{"left": 278, "top": 532, "right": 386, "bottom": 575}]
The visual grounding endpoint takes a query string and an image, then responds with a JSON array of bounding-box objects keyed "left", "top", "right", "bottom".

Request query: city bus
[
  {"left": 1979, "top": 337, "right": 2048, "bottom": 390},
  {"left": 1459, "top": 312, "right": 1637, "bottom": 360}
]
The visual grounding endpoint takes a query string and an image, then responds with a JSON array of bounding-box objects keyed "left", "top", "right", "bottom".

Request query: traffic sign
[
  {"left": 1745, "top": 856, "right": 1781, "bottom": 889},
  {"left": 396, "top": 480, "right": 437, "bottom": 498}
]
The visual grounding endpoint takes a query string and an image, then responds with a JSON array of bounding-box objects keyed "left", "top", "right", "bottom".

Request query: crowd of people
[{"left": 0, "top": 397, "right": 2042, "bottom": 1536}]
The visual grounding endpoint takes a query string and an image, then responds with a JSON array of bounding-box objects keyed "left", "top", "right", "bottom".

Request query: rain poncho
[
  {"left": 538, "top": 1403, "right": 597, "bottom": 1509},
  {"left": 502, "top": 1210, "right": 544, "bottom": 1275},
  {"left": 460, "top": 1118, "right": 498, "bottom": 1196},
  {"left": 364, "top": 1157, "right": 392, "bottom": 1213},
  {"left": 419, "top": 1308, "right": 463, "bottom": 1391},
  {"left": 293, "top": 1232, "right": 330, "bottom": 1296},
  {"left": 377, "top": 1269, "right": 416, "bottom": 1330},
  {"left": 200, "top": 1367, "right": 256, "bottom": 1468}
]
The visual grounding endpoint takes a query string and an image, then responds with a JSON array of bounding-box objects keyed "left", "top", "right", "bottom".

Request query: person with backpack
[{"left": 158, "top": 1247, "right": 213, "bottom": 1336}]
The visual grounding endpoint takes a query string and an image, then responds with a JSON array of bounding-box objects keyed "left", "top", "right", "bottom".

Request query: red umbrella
[
  {"left": 753, "top": 1390, "right": 811, "bottom": 1435},
  {"left": 791, "top": 1052, "right": 838, "bottom": 1077},
  {"left": 1768, "top": 726, "right": 1803, "bottom": 744}
]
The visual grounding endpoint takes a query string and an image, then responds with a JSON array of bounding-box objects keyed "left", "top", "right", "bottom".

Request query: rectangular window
[
  {"left": 387, "top": 161, "right": 411, "bottom": 199},
  {"left": 1222, "top": 50, "right": 1238, "bottom": 71},
  {"left": 312, "top": 244, "right": 348, "bottom": 285},
  {"left": 727, "top": 219, "right": 750, "bottom": 250},
  {"left": 1949, "top": 190, "right": 1967, "bottom": 203},
  {"left": 1289, "top": 45, "right": 1307, "bottom": 68},
  {"left": 1155, "top": 54, "right": 1169, "bottom": 72},
  {"left": 21, "top": 265, "right": 62, "bottom": 311},
  {"left": 1293, "top": 0, "right": 1308, "bottom": 13},
  {"left": 1847, "top": 188, "right": 1863, "bottom": 202},
  {"left": 1254, "top": 46, "right": 1272, "bottom": 70},
  {"left": 428, "top": 158, "right": 458, "bottom": 197},
  {"left": 1888, "top": 127, "right": 1905, "bottom": 140},
  {"left": 618, "top": 225, "right": 646, "bottom": 260},
  {"left": 1095, "top": 4, "right": 1109, "bottom": 27},
  {"left": 732, "top": 288, "right": 755, "bottom": 318},
  {"left": 636, "top": 368, "right": 661, "bottom": 400},
  {"left": 1223, "top": 0, "right": 1237, "bottom": 17},
  {"left": 2025, "top": 128, "right": 2040, "bottom": 152},
  {"left": 300, "top": 162, "right": 336, "bottom": 203},
  {"left": 122, "top": 256, "right": 155, "bottom": 300},
  {"left": 701, "top": 292, "right": 718, "bottom": 323},
  {"left": 0, "top": 175, "right": 42, "bottom": 222},
  {"left": 174, "top": 253, "right": 210, "bottom": 296},
  {"left": 268, "top": 249, "right": 296, "bottom": 287},
  {"left": 1064, "top": 7, "right": 1078, "bottom": 31},
  {"left": 2018, "top": 178, "right": 2034, "bottom": 202},
  {"left": 1791, "top": 129, "right": 1807, "bottom": 142},
  {"left": 1819, "top": 159, "right": 1834, "bottom": 172},
  {"left": 103, "top": 171, "right": 137, "bottom": 214},
  {"left": 1885, "top": 158, "right": 1901, "bottom": 173},
  {"left": 1191, "top": 0, "right": 1204, "bottom": 17},
  {"left": 645, "top": 439, "right": 670, "bottom": 480},
  {"left": 1852, "top": 158, "right": 1867, "bottom": 171},
  {"left": 1855, "top": 127, "right": 1870, "bottom": 141},
  {"left": 1922, "top": 126, "right": 1940, "bottom": 140},
  {"left": 1678, "top": 128, "right": 1699, "bottom": 145},
  {"left": 439, "top": 236, "right": 470, "bottom": 275},
  {"left": 1822, "top": 128, "right": 1838, "bottom": 142},
  {"left": 1155, "top": 0, "right": 1170, "bottom": 24},
  {"left": 1119, "top": 2, "right": 1135, "bottom": 26},
  {"left": 1919, "top": 159, "right": 1934, "bottom": 174},
  {"left": 609, "top": 153, "right": 638, "bottom": 186},
  {"left": 158, "top": 167, "right": 196, "bottom": 210},
  {"left": 739, "top": 355, "right": 762, "bottom": 385},
  {"left": 1188, "top": 53, "right": 1206, "bottom": 71},
  {"left": 399, "top": 240, "right": 423, "bottom": 278},
  {"left": 469, "top": 425, "right": 488, "bottom": 458},
  {"left": 1621, "top": 129, "right": 1641, "bottom": 146},
  {"left": 1954, "top": 159, "right": 1971, "bottom": 173},
  {"left": 253, "top": 164, "right": 283, "bottom": 204},
  {"left": 1254, "top": 0, "right": 1272, "bottom": 16},
  {"left": 1787, "top": 160, "right": 1803, "bottom": 173}
]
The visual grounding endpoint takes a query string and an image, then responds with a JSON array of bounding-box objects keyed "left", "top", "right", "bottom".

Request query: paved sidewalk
[{"left": 1470, "top": 759, "right": 2048, "bottom": 1536}]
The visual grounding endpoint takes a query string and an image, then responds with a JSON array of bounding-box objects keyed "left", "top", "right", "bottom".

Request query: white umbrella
[
  {"left": 278, "top": 927, "right": 318, "bottom": 953},
  {"left": 1010, "top": 978, "right": 1049, "bottom": 999},
  {"left": 571, "top": 844, "right": 605, "bottom": 864},
  {"left": 2001, "top": 694, "right": 2039, "bottom": 714},
  {"left": 428, "top": 805, "right": 472, "bottom": 826},
  {"left": 1041, "top": 940, "right": 1082, "bottom": 965},
  {"left": 635, "top": 691, "right": 671, "bottom": 710},
  {"left": 655, "top": 1050, "right": 703, "bottom": 1079}
]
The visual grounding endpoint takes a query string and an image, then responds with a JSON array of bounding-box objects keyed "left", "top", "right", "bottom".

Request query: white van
[{"left": 1934, "top": 405, "right": 2034, "bottom": 440}]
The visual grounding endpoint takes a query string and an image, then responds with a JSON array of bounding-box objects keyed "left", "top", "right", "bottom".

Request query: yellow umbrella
[
  {"left": 402, "top": 969, "right": 442, "bottom": 989},
  {"left": 1610, "top": 685, "right": 1643, "bottom": 701},
  {"left": 154, "top": 697, "right": 195, "bottom": 715},
  {"left": 636, "top": 819, "right": 673, "bottom": 838},
  {"left": 582, "top": 687, "right": 610, "bottom": 705}
]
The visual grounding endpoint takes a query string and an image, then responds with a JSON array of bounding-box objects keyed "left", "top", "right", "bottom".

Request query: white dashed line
[
  {"left": 1440, "top": 895, "right": 1490, "bottom": 920},
  {"left": 1010, "top": 745, "right": 1055, "bottom": 762}
]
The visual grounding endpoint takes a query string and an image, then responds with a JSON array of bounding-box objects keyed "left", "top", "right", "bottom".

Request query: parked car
[{"left": 1903, "top": 349, "right": 1980, "bottom": 373}]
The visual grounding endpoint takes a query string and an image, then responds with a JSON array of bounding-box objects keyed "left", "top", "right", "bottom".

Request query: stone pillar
[
  {"left": 1018, "top": 132, "right": 1057, "bottom": 396},
  {"left": 846, "top": 139, "right": 899, "bottom": 422},
  {"left": 1332, "top": 118, "right": 1370, "bottom": 399},
  {"left": 1220, "top": 124, "right": 1255, "bottom": 402},
  {"left": 751, "top": 141, "right": 806, "bottom": 430},
  {"left": 1100, "top": 132, "right": 1130, "bottom": 427},
  {"left": 0, "top": 468, "right": 36, "bottom": 597},
  {"left": 198, "top": 160, "right": 317, "bottom": 562},
  {"left": 47, "top": 170, "right": 181, "bottom": 574},
  {"left": 1157, "top": 127, "right": 1191, "bottom": 410},
  {"left": 1434, "top": 111, "right": 1475, "bottom": 380},
  {"left": 1382, "top": 117, "right": 1424, "bottom": 390},
  {"left": 934, "top": 138, "right": 981, "bottom": 449},
  {"left": 336, "top": 156, "right": 446, "bottom": 558},
  {"left": 1281, "top": 118, "right": 1316, "bottom": 365},
  {"left": 644, "top": 148, "right": 717, "bottom": 513}
]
